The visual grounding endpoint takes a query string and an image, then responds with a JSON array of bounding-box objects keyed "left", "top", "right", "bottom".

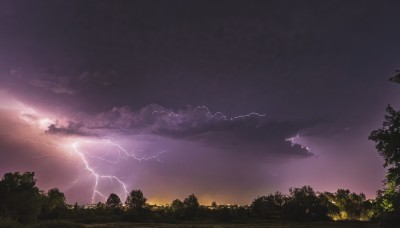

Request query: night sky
[{"left": 1, "top": 0, "right": 400, "bottom": 205}]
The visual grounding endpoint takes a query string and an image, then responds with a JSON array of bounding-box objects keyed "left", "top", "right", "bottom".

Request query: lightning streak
[
  {"left": 67, "top": 139, "right": 165, "bottom": 203},
  {"left": 71, "top": 141, "right": 128, "bottom": 203},
  {"left": 0, "top": 132, "right": 164, "bottom": 203}
]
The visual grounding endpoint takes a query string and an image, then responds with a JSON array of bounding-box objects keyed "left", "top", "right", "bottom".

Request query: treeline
[{"left": 0, "top": 172, "right": 386, "bottom": 225}]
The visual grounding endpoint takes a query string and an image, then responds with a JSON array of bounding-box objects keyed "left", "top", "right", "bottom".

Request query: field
[
  {"left": 84, "top": 222, "right": 379, "bottom": 228},
  {"left": 59, "top": 221, "right": 379, "bottom": 228}
]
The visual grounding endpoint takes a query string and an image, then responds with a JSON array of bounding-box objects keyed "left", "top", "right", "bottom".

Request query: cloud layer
[{"left": 46, "top": 104, "right": 316, "bottom": 159}]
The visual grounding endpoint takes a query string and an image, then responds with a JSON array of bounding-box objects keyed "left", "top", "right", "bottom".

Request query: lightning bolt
[
  {"left": 0, "top": 132, "right": 164, "bottom": 203},
  {"left": 194, "top": 105, "right": 266, "bottom": 120},
  {"left": 154, "top": 105, "right": 266, "bottom": 121},
  {"left": 66, "top": 139, "right": 165, "bottom": 203},
  {"left": 69, "top": 142, "right": 116, "bottom": 202},
  {"left": 70, "top": 141, "right": 128, "bottom": 203}
]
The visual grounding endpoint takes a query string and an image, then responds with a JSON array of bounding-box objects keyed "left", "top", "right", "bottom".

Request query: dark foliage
[
  {"left": 283, "top": 186, "right": 330, "bottom": 221},
  {"left": 105, "top": 193, "right": 122, "bottom": 209},
  {"left": 369, "top": 73, "right": 400, "bottom": 226},
  {"left": 40, "top": 188, "right": 68, "bottom": 220},
  {"left": 0, "top": 172, "right": 42, "bottom": 223},
  {"left": 183, "top": 194, "right": 199, "bottom": 219},
  {"left": 125, "top": 189, "right": 146, "bottom": 211},
  {"left": 251, "top": 192, "right": 285, "bottom": 219},
  {"left": 0, "top": 172, "right": 380, "bottom": 224}
]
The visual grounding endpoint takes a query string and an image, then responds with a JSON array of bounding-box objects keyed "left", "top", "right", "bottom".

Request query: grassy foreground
[{"left": 31, "top": 221, "right": 379, "bottom": 228}]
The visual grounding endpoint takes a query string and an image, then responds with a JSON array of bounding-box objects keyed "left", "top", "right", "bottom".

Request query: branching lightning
[
  {"left": 66, "top": 139, "right": 165, "bottom": 203},
  {"left": 1, "top": 132, "right": 164, "bottom": 203},
  {"left": 151, "top": 105, "right": 266, "bottom": 121},
  {"left": 70, "top": 141, "right": 128, "bottom": 203}
]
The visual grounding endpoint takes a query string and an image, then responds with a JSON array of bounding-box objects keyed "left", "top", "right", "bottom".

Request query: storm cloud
[
  {"left": 45, "top": 122, "right": 96, "bottom": 137},
  {"left": 60, "top": 104, "right": 316, "bottom": 158}
]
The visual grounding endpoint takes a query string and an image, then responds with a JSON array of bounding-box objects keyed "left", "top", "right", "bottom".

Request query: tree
[
  {"left": 319, "top": 192, "right": 340, "bottom": 220},
  {"left": 106, "top": 193, "right": 122, "bottom": 209},
  {"left": 369, "top": 72, "right": 400, "bottom": 225},
  {"left": 95, "top": 202, "right": 107, "bottom": 215},
  {"left": 0, "top": 172, "right": 43, "bottom": 223},
  {"left": 46, "top": 188, "right": 66, "bottom": 209},
  {"left": 332, "top": 189, "right": 368, "bottom": 220},
  {"left": 283, "top": 186, "right": 329, "bottom": 220},
  {"left": 170, "top": 199, "right": 185, "bottom": 219},
  {"left": 40, "top": 188, "right": 67, "bottom": 219},
  {"left": 369, "top": 105, "right": 400, "bottom": 186},
  {"left": 214, "top": 205, "right": 232, "bottom": 221},
  {"left": 251, "top": 191, "right": 285, "bottom": 219},
  {"left": 125, "top": 189, "right": 146, "bottom": 211},
  {"left": 183, "top": 194, "right": 199, "bottom": 218}
]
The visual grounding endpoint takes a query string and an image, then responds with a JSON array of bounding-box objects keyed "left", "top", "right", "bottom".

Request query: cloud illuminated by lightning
[{"left": 286, "top": 134, "right": 312, "bottom": 154}]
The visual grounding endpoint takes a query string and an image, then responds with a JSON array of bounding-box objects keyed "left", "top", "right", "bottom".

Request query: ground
[{"left": 83, "top": 221, "right": 379, "bottom": 228}]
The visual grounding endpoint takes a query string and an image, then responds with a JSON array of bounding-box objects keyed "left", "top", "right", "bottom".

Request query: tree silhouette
[
  {"left": 338, "top": 189, "right": 366, "bottom": 220},
  {"left": 0, "top": 170, "right": 380, "bottom": 223},
  {"left": 40, "top": 188, "right": 67, "bottom": 219},
  {"left": 369, "top": 106, "right": 400, "bottom": 187},
  {"left": 283, "top": 186, "right": 329, "bottom": 220},
  {"left": 47, "top": 188, "right": 66, "bottom": 209},
  {"left": 0, "top": 172, "right": 43, "bottom": 223},
  {"left": 125, "top": 189, "right": 147, "bottom": 211},
  {"left": 183, "top": 194, "right": 199, "bottom": 218},
  {"left": 369, "top": 72, "right": 400, "bottom": 225},
  {"left": 318, "top": 192, "right": 340, "bottom": 220},
  {"left": 251, "top": 191, "right": 285, "bottom": 219},
  {"left": 171, "top": 199, "right": 185, "bottom": 219},
  {"left": 106, "top": 193, "right": 122, "bottom": 209}
]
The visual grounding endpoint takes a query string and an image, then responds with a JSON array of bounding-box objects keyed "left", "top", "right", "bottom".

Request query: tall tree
[
  {"left": 125, "top": 189, "right": 147, "bottom": 211},
  {"left": 0, "top": 172, "right": 43, "bottom": 223},
  {"left": 283, "top": 186, "right": 329, "bottom": 220},
  {"left": 183, "top": 194, "right": 199, "bottom": 219},
  {"left": 251, "top": 192, "right": 285, "bottom": 219},
  {"left": 106, "top": 193, "right": 122, "bottom": 209},
  {"left": 46, "top": 188, "right": 66, "bottom": 210},
  {"left": 332, "top": 189, "right": 368, "bottom": 220},
  {"left": 40, "top": 188, "right": 67, "bottom": 219},
  {"left": 369, "top": 72, "right": 400, "bottom": 225},
  {"left": 171, "top": 199, "right": 185, "bottom": 219}
]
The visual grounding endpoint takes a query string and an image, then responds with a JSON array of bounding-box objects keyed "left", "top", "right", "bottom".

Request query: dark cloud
[
  {"left": 45, "top": 122, "right": 97, "bottom": 137},
  {"left": 66, "top": 105, "right": 317, "bottom": 158}
]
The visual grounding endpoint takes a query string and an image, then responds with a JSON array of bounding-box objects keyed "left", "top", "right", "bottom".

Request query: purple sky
[{"left": 0, "top": 0, "right": 400, "bottom": 205}]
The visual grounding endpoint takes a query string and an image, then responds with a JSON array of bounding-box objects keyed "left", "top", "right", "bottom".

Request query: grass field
[{"left": 82, "top": 221, "right": 379, "bottom": 228}]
